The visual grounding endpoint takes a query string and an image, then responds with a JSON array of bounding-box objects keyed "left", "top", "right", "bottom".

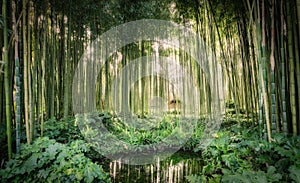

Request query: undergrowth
[
  {"left": 187, "top": 124, "right": 300, "bottom": 183},
  {"left": 1, "top": 109, "right": 300, "bottom": 183},
  {"left": 0, "top": 137, "right": 110, "bottom": 183}
]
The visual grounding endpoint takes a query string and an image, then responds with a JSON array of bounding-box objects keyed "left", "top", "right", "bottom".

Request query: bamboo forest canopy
[{"left": 1, "top": 0, "right": 300, "bottom": 163}]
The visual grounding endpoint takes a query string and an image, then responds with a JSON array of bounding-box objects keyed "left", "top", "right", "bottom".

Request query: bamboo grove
[{"left": 0, "top": 0, "right": 300, "bottom": 160}]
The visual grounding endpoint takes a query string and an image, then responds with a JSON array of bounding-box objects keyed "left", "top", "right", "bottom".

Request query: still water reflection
[{"left": 106, "top": 152, "right": 202, "bottom": 183}]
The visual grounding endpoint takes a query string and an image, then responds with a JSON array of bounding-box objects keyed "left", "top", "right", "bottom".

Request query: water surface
[{"left": 103, "top": 151, "right": 202, "bottom": 183}]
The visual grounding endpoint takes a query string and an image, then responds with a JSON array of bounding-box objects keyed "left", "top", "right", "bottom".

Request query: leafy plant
[
  {"left": 289, "top": 166, "right": 300, "bottom": 183},
  {"left": 186, "top": 121, "right": 300, "bottom": 183},
  {"left": 186, "top": 174, "right": 207, "bottom": 183},
  {"left": 222, "top": 166, "right": 282, "bottom": 183},
  {"left": 43, "top": 118, "right": 83, "bottom": 143},
  {"left": 0, "top": 137, "right": 110, "bottom": 183}
]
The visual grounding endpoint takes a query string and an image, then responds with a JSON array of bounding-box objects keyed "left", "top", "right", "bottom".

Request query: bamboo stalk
[
  {"left": 255, "top": 0, "right": 264, "bottom": 139},
  {"left": 280, "top": 0, "right": 287, "bottom": 134},
  {"left": 3, "top": 0, "right": 12, "bottom": 159},
  {"left": 23, "top": 0, "right": 31, "bottom": 144},
  {"left": 286, "top": 0, "right": 297, "bottom": 136},
  {"left": 63, "top": 5, "right": 71, "bottom": 118},
  {"left": 40, "top": 11, "right": 47, "bottom": 136},
  {"left": 12, "top": 0, "right": 21, "bottom": 154},
  {"left": 293, "top": 1, "right": 300, "bottom": 131},
  {"left": 28, "top": 0, "right": 33, "bottom": 141},
  {"left": 260, "top": 0, "right": 273, "bottom": 142},
  {"left": 270, "top": 0, "right": 277, "bottom": 133}
]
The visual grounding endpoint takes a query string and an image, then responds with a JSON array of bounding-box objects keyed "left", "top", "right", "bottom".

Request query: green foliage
[
  {"left": 7, "top": 111, "right": 299, "bottom": 183},
  {"left": 222, "top": 166, "right": 282, "bottom": 183},
  {"left": 77, "top": 112, "right": 205, "bottom": 155},
  {"left": 0, "top": 125, "right": 8, "bottom": 161},
  {"left": 77, "top": 112, "right": 180, "bottom": 155},
  {"left": 43, "top": 118, "right": 83, "bottom": 143},
  {"left": 289, "top": 166, "right": 300, "bottom": 183},
  {"left": 223, "top": 104, "right": 253, "bottom": 124},
  {"left": 187, "top": 123, "right": 300, "bottom": 182},
  {"left": 0, "top": 137, "right": 110, "bottom": 183},
  {"left": 186, "top": 174, "right": 207, "bottom": 183}
]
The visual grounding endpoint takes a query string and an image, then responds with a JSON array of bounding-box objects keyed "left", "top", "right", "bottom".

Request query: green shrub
[
  {"left": 186, "top": 124, "right": 300, "bottom": 183},
  {"left": 43, "top": 118, "right": 83, "bottom": 143},
  {"left": 222, "top": 166, "right": 282, "bottom": 183},
  {"left": 0, "top": 137, "right": 110, "bottom": 183}
]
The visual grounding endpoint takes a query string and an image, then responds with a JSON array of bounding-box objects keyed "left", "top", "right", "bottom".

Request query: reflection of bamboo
[
  {"left": 151, "top": 165, "right": 154, "bottom": 182},
  {"left": 118, "top": 159, "right": 121, "bottom": 171},
  {"left": 138, "top": 166, "right": 141, "bottom": 180},
  {"left": 112, "top": 160, "right": 117, "bottom": 180},
  {"left": 108, "top": 157, "right": 201, "bottom": 182},
  {"left": 127, "top": 162, "right": 130, "bottom": 182},
  {"left": 180, "top": 162, "right": 184, "bottom": 182},
  {"left": 109, "top": 162, "right": 112, "bottom": 179},
  {"left": 157, "top": 157, "right": 160, "bottom": 183},
  {"left": 174, "top": 166, "right": 177, "bottom": 183},
  {"left": 168, "top": 160, "right": 173, "bottom": 183}
]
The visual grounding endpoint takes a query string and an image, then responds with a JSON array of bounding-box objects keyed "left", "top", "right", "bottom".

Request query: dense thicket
[{"left": 1, "top": 0, "right": 299, "bottom": 163}]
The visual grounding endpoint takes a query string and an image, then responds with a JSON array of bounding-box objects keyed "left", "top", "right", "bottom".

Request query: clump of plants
[
  {"left": 0, "top": 137, "right": 111, "bottom": 183},
  {"left": 187, "top": 123, "right": 300, "bottom": 183},
  {"left": 43, "top": 117, "right": 83, "bottom": 143},
  {"left": 75, "top": 112, "right": 206, "bottom": 156}
]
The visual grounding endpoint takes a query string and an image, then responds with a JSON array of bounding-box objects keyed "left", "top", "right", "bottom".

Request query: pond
[{"left": 101, "top": 151, "right": 203, "bottom": 183}]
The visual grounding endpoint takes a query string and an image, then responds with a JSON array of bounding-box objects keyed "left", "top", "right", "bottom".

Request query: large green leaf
[{"left": 289, "top": 166, "right": 300, "bottom": 183}]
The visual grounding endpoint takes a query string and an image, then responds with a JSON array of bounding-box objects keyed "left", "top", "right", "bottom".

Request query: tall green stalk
[
  {"left": 293, "top": 3, "right": 300, "bottom": 129},
  {"left": 286, "top": 0, "right": 297, "bottom": 136},
  {"left": 298, "top": 0, "right": 300, "bottom": 36},
  {"left": 30, "top": 0, "right": 36, "bottom": 140},
  {"left": 280, "top": 0, "right": 287, "bottom": 134},
  {"left": 40, "top": 13, "right": 47, "bottom": 136},
  {"left": 3, "top": 0, "right": 12, "bottom": 159},
  {"left": 270, "top": 0, "right": 276, "bottom": 133},
  {"left": 206, "top": 0, "right": 240, "bottom": 120},
  {"left": 23, "top": 0, "right": 30, "bottom": 144},
  {"left": 64, "top": 4, "right": 71, "bottom": 118},
  {"left": 255, "top": 0, "right": 264, "bottom": 139},
  {"left": 261, "top": 0, "right": 272, "bottom": 142},
  {"left": 50, "top": 9, "right": 55, "bottom": 119},
  {"left": 28, "top": 1, "right": 34, "bottom": 141},
  {"left": 12, "top": 0, "right": 21, "bottom": 154}
]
